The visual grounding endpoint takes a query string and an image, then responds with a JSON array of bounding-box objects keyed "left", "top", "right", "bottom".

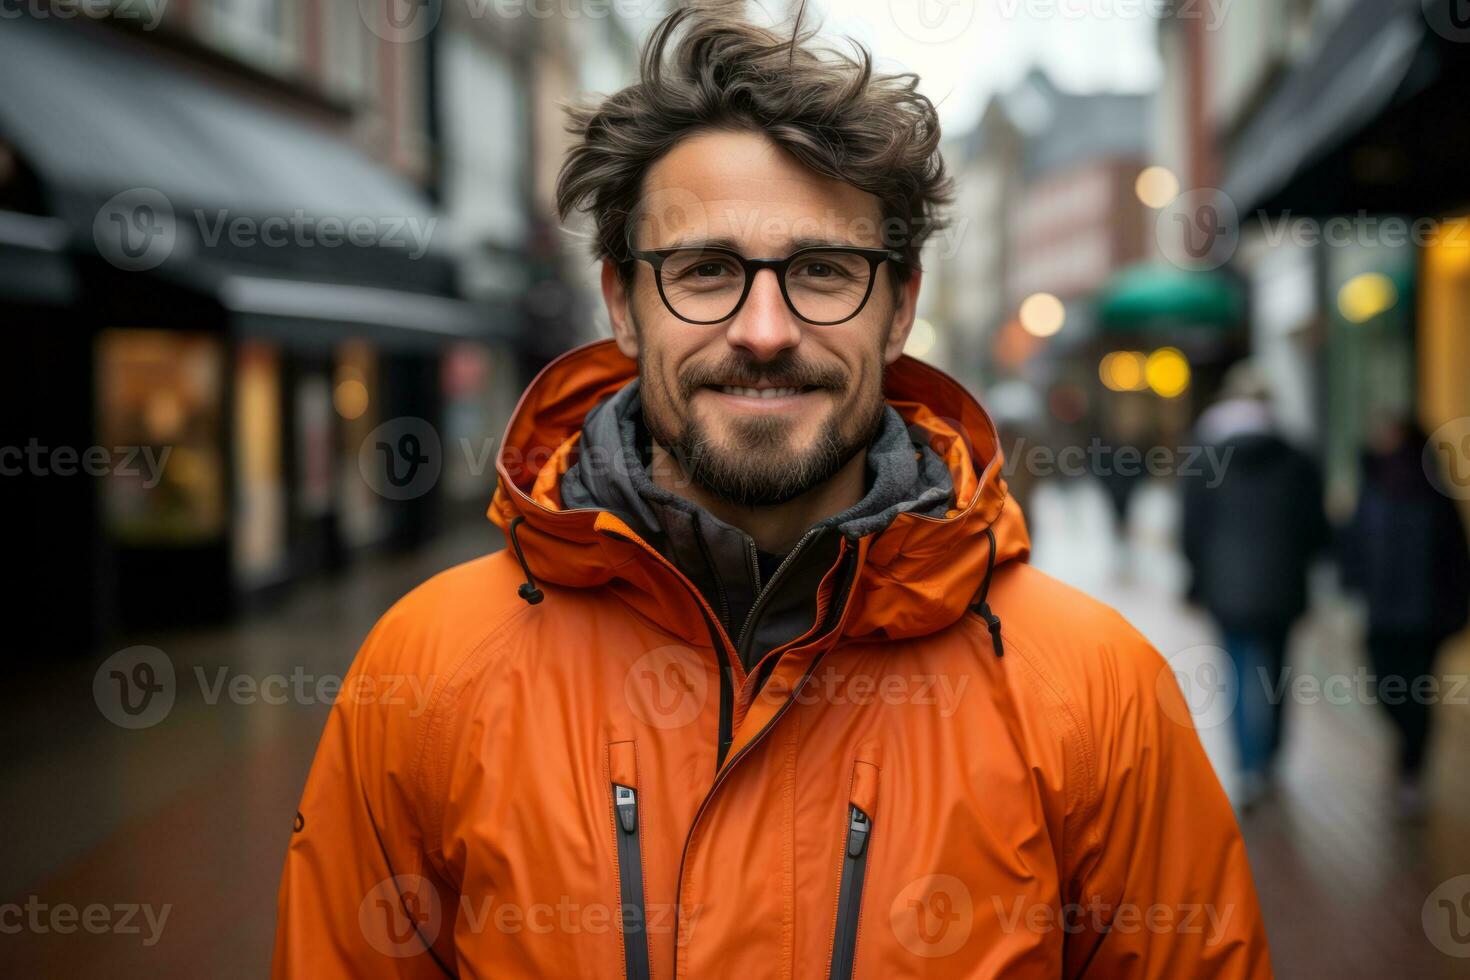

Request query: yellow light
[
  {"left": 334, "top": 378, "right": 369, "bottom": 420},
  {"left": 904, "top": 318, "right": 938, "bottom": 359},
  {"left": 1101, "top": 350, "right": 1148, "bottom": 392},
  {"left": 1135, "top": 166, "right": 1181, "bottom": 209},
  {"left": 1337, "top": 272, "right": 1398, "bottom": 323},
  {"left": 1146, "top": 347, "right": 1191, "bottom": 398},
  {"left": 1019, "top": 293, "right": 1065, "bottom": 337}
]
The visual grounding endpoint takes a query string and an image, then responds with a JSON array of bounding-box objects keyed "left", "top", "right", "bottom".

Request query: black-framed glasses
[{"left": 627, "top": 244, "right": 905, "bottom": 326}]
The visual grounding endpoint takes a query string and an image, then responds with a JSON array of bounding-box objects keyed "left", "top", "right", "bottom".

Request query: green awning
[{"left": 1097, "top": 264, "right": 1243, "bottom": 331}]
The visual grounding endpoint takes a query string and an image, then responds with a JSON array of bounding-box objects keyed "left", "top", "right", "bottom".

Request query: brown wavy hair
[{"left": 555, "top": 1, "right": 952, "bottom": 283}]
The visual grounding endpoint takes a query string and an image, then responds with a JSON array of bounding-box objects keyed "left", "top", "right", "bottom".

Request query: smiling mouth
[{"left": 710, "top": 385, "right": 817, "bottom": 399}]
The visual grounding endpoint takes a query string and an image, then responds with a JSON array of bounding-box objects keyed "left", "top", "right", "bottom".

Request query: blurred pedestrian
[
  {"left": 1183, "top": 361, "right": 1330, "bottom": 809},
  {"left": 1342, "top": 415, "right": 1470, "bottom": 817}
]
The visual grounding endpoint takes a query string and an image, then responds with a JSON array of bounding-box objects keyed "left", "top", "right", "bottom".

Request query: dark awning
[
  {"left": 0, "top": 16, "right": 511, "bottom": 343},
  {"left": 1223, "top": 0, "right": 1470, "bottom": 218},
  {"left": 0, "top": 211, "right": 77, "bottom": 307}
]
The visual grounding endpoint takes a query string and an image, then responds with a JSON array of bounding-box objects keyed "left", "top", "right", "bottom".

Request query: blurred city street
[
  {"left": 5, "top": 0, "right": 1470, "bottom": 974},
  {"left": 3, "top": 484, "right": 1468, "bottom": 976}
]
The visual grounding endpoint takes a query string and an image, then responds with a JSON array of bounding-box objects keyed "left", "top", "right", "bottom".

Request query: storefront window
[
  {"left": 97, "top": 330, "right": 225, "bottom": 545},
  {"left": 234, "top": 341, "right": 287, "bottom": 586},
  {"left": 336, "top": 339, "right": 385, "bottom": 547}
]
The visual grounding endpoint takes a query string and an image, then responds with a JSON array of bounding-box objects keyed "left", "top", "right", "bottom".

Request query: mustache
[{"left": 679, "top": 354, "right": 847, "bottom": 397}]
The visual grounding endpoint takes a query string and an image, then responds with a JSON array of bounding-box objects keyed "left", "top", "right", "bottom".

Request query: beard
[{"left": 639, "top": 346, "right": 888, "bottom": 509}]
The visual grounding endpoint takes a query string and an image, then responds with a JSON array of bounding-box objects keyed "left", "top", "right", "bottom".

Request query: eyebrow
[{"left": 654, "top": 236, "right": 877, "bottom": 253}]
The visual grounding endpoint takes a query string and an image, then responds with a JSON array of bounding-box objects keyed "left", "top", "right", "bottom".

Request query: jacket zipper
[
  {"left": 613, "top": 783, "right": 652, "bottom": 980},
  {"left": 671, "top": 540, "right": 863, "bottom": 979},
  {"left": 734, "top": 526, "right": 824, "bottom": 664},
  {"left": 829, "top": 803, "right": 873, "bottom": 980},
  {"left": 600, "top": 527, "right": 737, "bottom": 771}
]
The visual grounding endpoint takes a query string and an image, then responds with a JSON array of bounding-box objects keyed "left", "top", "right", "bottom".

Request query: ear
[
  {"left": 882, "top": 268, "right": 923, "bottom": 365},
  {"left": 602, "top": 259, "right": 639, "bottom": 359}
]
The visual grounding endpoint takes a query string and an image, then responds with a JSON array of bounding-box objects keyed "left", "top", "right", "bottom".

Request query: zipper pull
[
  {"left": 615, "top": 784, "right": 638, "bottom": 834},
  {"left": 847, "top": 806, "right": 871, "bottom": 858}
]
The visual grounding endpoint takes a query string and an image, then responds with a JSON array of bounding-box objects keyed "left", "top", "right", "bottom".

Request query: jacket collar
[{"left": 489, "top": 339, "right": 1030, "bottom": 645}]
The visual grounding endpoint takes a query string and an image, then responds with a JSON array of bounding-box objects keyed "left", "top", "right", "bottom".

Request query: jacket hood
[{"left": 489, "top": 339, "right": 1029, "bottom": 644}]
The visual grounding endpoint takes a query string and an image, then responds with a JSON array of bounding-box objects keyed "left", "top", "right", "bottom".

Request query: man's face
[{"left": 603, "top": 129, "right": 921, "bottom": 507}]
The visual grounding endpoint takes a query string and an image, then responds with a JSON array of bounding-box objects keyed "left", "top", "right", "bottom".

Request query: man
[
  {"left": 274, "top": 7, "right": 1270, "bottom": 977},
  {"left": 1183, "top": 362, "right": 1329, "bottom": 810}
]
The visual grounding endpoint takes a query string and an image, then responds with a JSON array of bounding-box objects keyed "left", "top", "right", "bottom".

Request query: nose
[{"left": 724, "top": 267, "right": 801, "bottom": 362}]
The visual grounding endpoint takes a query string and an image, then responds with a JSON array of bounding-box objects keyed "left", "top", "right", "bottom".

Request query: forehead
[{"left": 633, "top": 129, "right": 885, "bottom": 252}]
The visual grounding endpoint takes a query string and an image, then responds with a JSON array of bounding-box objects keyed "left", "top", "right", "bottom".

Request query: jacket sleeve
[
  {"left": 1063, "top": 618, "right": 1272, "bottom": 979},
  {"left": 272, "top": 610, "right": 458, "bottom": 978}
]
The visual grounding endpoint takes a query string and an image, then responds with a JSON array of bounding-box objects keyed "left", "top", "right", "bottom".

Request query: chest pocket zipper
[
  {"left": 610, "top": 740, "right": 651, "bottom": 980},
  {"left": 830, "top": 759, "right": 879, "bottom": 979}
]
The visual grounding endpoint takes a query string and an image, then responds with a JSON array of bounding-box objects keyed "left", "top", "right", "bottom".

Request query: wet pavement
[{"left": 2, "top": 483, "right": 1468, "bottom": 976}]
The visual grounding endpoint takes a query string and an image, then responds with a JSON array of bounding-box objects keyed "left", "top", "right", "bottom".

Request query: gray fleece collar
[{"left": 559, "top": 379, "right": 953, "bottom": 544}]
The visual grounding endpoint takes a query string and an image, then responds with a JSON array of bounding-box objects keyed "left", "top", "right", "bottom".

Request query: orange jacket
[{"left": 274, "top": 340, "right": 1271, "bottom": 979}]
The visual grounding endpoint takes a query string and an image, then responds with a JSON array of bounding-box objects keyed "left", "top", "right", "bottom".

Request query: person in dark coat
[
  {"left": 1342, "top": 416, "right": 1470, "bottom": 813},
  {"left": 1183, "top": 363, "right": 1330, "bottom": 808}
]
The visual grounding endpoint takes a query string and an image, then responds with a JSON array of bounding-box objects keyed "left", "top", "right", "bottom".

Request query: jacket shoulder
[
  {"left": 359, "top": 548, "right": 545, "bottom": 680},
  {"left": 986, "top": 562, "right": 1186, "bottom": 793},
  {"left": 990, "top": 562, "right": 1165, "bottom": 689}
]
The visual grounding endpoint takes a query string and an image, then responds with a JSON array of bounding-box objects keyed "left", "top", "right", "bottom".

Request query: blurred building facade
[
  {"left": 0, "top": 2, "right": 639, "bottom": 652},
  {"left": 1156, "top": 0, "right": 1470, "bottom": 518}
]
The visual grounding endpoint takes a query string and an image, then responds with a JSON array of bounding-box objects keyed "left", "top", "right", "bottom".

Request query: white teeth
[{"left": 718, "top": 386, "right": 802, "bottom": 399}]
